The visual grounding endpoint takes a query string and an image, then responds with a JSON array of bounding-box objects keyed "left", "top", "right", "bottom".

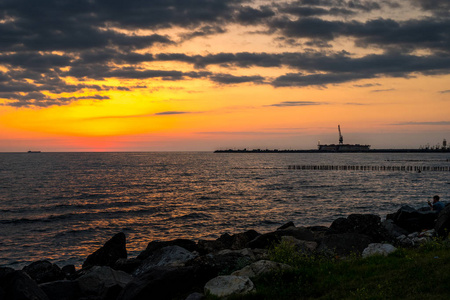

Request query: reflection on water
[{"left": 0, "top": 152, "right": 449, "bottom": 268}]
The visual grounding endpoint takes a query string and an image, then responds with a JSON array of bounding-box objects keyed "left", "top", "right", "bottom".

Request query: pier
[{"left": 287, "top": 165, "right": 450, "bottom": 172}]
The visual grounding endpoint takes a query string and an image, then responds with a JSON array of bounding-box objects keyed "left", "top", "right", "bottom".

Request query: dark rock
[
  {"left": 23, "top": 260, "right": 65, "bottom": 284},
  {"left": 0, "top": 270, "right": 50, "bottom": 300},
  {"left": 197, "top": 233, "right": 233, "bottom": 254},
  {"left": 114, "top": 258, "right": 143, "bottom": 274},
  {"left": 0, "top": 267, "right": 15, "bottom": 278},
  {"left": 77, "top": 265, "right": 132, "bottom": 299},
  {"left": 82, "top": 232, "right": 127, "bottom": 269},
  {"left": 185, "top": 292, "right": 205, "bottom": 300},
  {"left": 229, "top": 230, "right": 261, "bottom": 250},
  {"left": 197, "top": 230, "right": 261, "bottom": 254},
  {"left": 197, "top": 239, "right": 227, "bottom": 254},
  {"left": 246, "top": 227, "right": 315, "bottom": 249},
  {"left": 137, "top": 239, "right": 198, "bottom": 260},
  {"left": 307, "top": 226, "right": 329, "bottom": 240},
  {"left": 61, "top": 265, "right": 76, "bottom": 277},
  {"left": 327, "top": 214, "right": 391, "bottom": 242},
  {"left": 118, "top": 265, "right": 215, "bottom": 300},
  {"left": 317, "top": 233, "right": 372, "bottom": 256},
  {"left": 382, "top": 219, "right": 409, "bottom": 239},
  {"left": 39, "top": 280, "right": 81, "bottom": 300},
  {"left": 435, "top": 204, "right": 450, "bottom": 237},
  {"left": 392, "top": 205, "right": 437, "bottom": 233},
  {"left": 0, "top": 267, "right": 15, "bottom": 299},
  {"left": 133, "top": 246, "right": 197, "bottom": 277},
  {"left": 186, "top": 252, "right": 252, "bottom": 276},
  {"left": 277, "top": 221, "right": 295, "bottom": 230}
]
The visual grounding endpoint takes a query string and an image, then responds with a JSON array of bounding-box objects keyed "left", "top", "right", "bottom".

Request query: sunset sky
[{"left": 0, "top": 0, "right": 449, "bottom": 151}]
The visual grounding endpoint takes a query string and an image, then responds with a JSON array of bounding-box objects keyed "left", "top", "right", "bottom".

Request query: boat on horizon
[{"left": 27, "top": 150, "right": 41, "bottom": 153}]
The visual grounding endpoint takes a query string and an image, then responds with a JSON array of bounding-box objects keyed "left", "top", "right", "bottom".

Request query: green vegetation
[{"left": 221, "top": 239, "right": 450, "bottom": 300}]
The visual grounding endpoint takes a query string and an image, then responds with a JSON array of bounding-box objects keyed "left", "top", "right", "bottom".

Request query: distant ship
[
  {"left": 27, "top": 150, "right": 41, "bottom": 153},
  {"left": 317, "top": 125, "right": 370, "bottom": 152}
]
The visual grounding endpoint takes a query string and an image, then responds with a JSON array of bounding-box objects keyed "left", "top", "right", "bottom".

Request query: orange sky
[{"left": 0, "top": 0, "right": 449, "bottom": 151}]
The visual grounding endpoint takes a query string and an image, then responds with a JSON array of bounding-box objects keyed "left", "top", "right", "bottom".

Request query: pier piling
[{"left": 287, "top": 165, "right": 450, "bottom": 172}]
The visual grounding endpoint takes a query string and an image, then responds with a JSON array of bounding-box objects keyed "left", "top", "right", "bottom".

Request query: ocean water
[{"left": 1, "top": 152, "right": 449, "bottom": 269}]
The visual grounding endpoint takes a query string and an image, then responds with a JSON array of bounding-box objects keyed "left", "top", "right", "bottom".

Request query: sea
[{"left": 1, "top": 152, "right": 449, "bottom": 269}]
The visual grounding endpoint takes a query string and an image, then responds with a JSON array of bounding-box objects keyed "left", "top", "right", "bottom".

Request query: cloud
[
  {"left": 354, "top": 83, "right": 381, "bottom": 87},
  {"left": 235, "top": 6, "right": 276, "bottom": 25},
  {"left": 0, "top": 0, "right": 449, "bottom": 107},
  {"left": 154, "top": 111, "right": 190, "bottom": 116},
  {"left": 210, "top": 74, "right": 265, "bottom": 84},
  {"left": 268, "top": 101, "right": 326, "bottom": 107},
  {"left": 439, "top": 90, "right": 450, "bottom": 94},
  {"left": 371, "top": 88, "right": 396, "bottom": 92},
  {"left": 393, "top": 121, "right": 450, "bottom": 125}
]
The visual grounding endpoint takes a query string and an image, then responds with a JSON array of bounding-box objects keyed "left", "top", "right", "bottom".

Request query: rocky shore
[{"left": 2, "top": 204, "right": 450, "bottom": 300}]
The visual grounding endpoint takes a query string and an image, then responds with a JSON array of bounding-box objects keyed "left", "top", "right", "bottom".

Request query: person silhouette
[{"left": 428, "top": 195, "right": 444, "bottom": 213}]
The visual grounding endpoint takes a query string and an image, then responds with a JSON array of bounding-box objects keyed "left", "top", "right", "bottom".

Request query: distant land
[
  {"left": 214, "top": 148, "right": 450, "bottom": 153},
  {"left": 215, "top": 125, "right": 449, "bottom": 153}
]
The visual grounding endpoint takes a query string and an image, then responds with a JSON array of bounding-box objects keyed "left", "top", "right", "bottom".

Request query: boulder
[
  {"left": 382, "top": 219, "right": 409, "bottom": 239},
  {"left": 133, "top": 245, "right": 197, "bottom": 277},
  {"left": 362, "top": 243, "right": 397, "bottom": 258},
  {"left": 82, "top": 232, "right": 127, "bottom": 269},
  {"left": 185, "top": 292, "right": 205, "bottom": 300},
  {"left": 114, "top": 258, "right": 143, "bottom": 274},
  {"left": 204, "top": 275, "right": 254, "bottom": 298},
  {"left": 215, "top": 248, "right": 257, "bottom": 260},
  {"left": 317, "top": 233, "right": 372, "bottom": 256},
  {"left": 277, "top": 221, "right": 295, "bottom": 230},
  {"left": 391, "top": 205, "right": 437, "bottom": 233},
  {"left": 231, "top": 260, "right": 291, "bottom": 278},
  {"left": 327, "top": 214, "right": 391, "bottom": 242},
  {"left": 229, "top": 230, "right": 261, "bottom": 250},
  {"left": 198, "top": 230, "right": 260, "bottom": 254},
  {"left": 247, "top": 227, "right": 315, "bottom": 249},
  {"left": 61, "top": 265, "right": 76, "bottom": 278},
  {"left": 186, "top": 252, "right": 252, "bottom": 276},
  {"left": 281, "top": 236, "right": 318, "bottom": 253},
  {"left": 0, "top": 270, "right": 49, "bottom": 300},
  {"left": 137, "top": 239, "right": 198, "bottom": 260},
  {"left": 118, "top": 265, "right": 215, "bottom": 300},
  {"left": 435, "top": 204, "right": 450, "bottom": 237},
  {"left": 23, "top": 260, "right": 65, "bottom": 284},
  {"left": 396, "top": 230, "right": 435, "bottom": 247},
  {"left": 77, "top": 265, "right": 132, "bottom": 298},
  {"left": 39, "top": 280, "right": 81, "bottom": 300}
]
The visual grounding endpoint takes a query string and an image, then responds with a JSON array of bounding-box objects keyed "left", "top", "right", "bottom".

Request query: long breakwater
[{"left": 287, "top": 165, "right": 450, "bottom": 172}]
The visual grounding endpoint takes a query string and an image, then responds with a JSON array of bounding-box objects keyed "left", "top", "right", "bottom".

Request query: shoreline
[{"left": 2, "top": 204, "right": 450, "bottom": 299}]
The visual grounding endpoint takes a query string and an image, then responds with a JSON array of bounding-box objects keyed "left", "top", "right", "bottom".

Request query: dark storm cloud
[
  {"left": 235, "top": 6, "right": 276, "bottom": 25},
  {"left": 181, "top": 26, "right": 227, "bottom": 41},
  {"left": 210, "top": 74, "right": 265, "bottom": 84},
  {"left": 276, "top": 0, "right": 384, "bottom": 18},
  {"left": 154, "top": 51, "right": 450, "bottom": 86},
  {"left": 269, "top": 17, "right": 450, "bottom": 53},
  {"left": 413, "top": 0, "right": 450, "bottom": 17},
  {"left": 0, "top": 0, "right": 450, "bottom": 107},
  {"left": 272, "top": 72, "right": 361, "bottom": 87},
  {"left": 2, "top": 93, "right": 109, "bottom": 107}
]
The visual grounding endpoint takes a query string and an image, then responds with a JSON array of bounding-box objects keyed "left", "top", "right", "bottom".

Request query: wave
[
  {"left": 0, "top": 206, "right": 162, "bottom": 225},
  {"left": 169, "top": 212, "right": 211, "bottom": 221}
]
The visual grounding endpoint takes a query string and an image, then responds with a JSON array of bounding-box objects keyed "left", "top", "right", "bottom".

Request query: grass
[{"left": 211, "top": 238, "right": 450, "bottom": 300}]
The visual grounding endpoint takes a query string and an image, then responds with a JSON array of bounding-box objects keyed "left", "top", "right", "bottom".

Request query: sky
[{"left": 0, "top": 0, "right": 449, "bottom": 151}]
